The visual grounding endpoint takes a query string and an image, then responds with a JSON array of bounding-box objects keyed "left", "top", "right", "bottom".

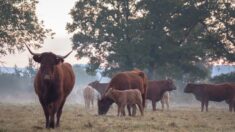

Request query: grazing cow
[
  {"left": 98, "top": 69, "right": 148, "bottom": 115},
  {"left": 104, "top": 88, "right": 144, "bottom": 116},
  {"left": 26, "top": 45, "right": 75, "bottom": 128},
  {"left": 147, "top": 80, "right": 176, "bottom": 111},
  {"left": 88, "top": 81, "right": 109, "bottom": 96},
  {"left": 83, "top": 86, "right": 95, "bottom": 109},
  {"left": 160, "top": 91, "right": 170, "bottom": 111},
  {"left": 184, "top": 83, "right": 235, "bottom": 112}
]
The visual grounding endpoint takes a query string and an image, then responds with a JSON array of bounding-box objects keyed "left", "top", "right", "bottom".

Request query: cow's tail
[{"left": 135, "top": 70, "right": 148, "bottom": 108}]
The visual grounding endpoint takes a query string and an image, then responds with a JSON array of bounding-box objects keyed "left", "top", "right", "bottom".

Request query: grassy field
[{"left": 0, "top": 103, "right": 235, "bottom": 132}]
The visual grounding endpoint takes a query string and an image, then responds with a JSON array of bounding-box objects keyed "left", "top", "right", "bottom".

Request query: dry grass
[{"left": 0, "top": 103, "right": 235, "bottom": 132}]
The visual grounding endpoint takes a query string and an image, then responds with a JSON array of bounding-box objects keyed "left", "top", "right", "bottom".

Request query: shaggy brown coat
[
  {"left": 184, "top": 83, "right": 235, "bottom": 112},
  {"left": 105, "top": 88, "right": 144, "bottom": 116},
  {"left": 26, "top": 45, "right": 75, "bottom": 128}
]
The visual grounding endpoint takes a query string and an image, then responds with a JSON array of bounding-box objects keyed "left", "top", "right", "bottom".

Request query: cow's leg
[
  {"left": 161, "top": 99, "right": 164, "bottom": 111},
  {"left": 88, "top": 99, "right": 90, "bottom": 109},
  {"left": 56, "top": 99, "right": 66, "bottom": 127},
  {"left": 91, "top": 98, "right": 94, "bottom": 108},
  {"left": 152, "top": 100, "right": 157, "bottom": 111},
  {"left": 205, "top": 100, "right": 209, "bottom": 112},
  {"left": 39, "top": 99, "right": 49, "bottom": 128},
  {"left": 120, "top": 105, "right": 125, "bottom": 116},
  {"left": 228, "top": 101, "right": 232, "bottom": 112},
  {"left": 201, "top": 101, "right": 204, "bottom": 112},
  {"left": 166, "top": 98, "right": 169, "bottom": 110},
  {"left": 137, "top": 103, "right": 144, "bottom": 116},
  {"left": 117, "top": 105, "right": 121, "bottom": 116},
  {"left": 49, "top": 104, "right": 58, "bottom": 128},
  {"left": 142, "top": 94, "right": 145, "bottom": 108},
  {"left": 132, "top": 105, "right": 137, "bottom": 116},
  {"left": 127, "top": 105, "right": 131, "bottom": 116}
]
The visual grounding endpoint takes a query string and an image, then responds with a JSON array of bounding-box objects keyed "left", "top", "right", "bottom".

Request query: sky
[{"left": 1, "top": 0, "right": 88, "bottom": 67}]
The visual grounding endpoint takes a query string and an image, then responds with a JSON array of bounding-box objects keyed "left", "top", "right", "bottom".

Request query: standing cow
[
  {"left": 26, "top": 45, "right": 75, "bottom": 128},
  {"left": 147, "top": 80, "right": 176, "bottom": 111},
  {"left": 184, "top": 83, "right": 235, "bottom": 112},
  {"left": 98, "top": 69, "right": 148, "bottom": 116}
]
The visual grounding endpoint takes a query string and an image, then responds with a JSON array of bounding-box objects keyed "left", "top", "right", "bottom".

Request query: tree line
[{"left": 0, "top": 0, "right": 234, "bottom": 83}]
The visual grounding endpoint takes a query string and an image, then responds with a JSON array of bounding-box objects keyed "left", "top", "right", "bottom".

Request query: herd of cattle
[{"left": 25, "top": 46, "right": 235, "bottom": 129}]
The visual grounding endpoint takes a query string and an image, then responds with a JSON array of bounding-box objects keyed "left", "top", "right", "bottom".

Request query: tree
[
  {"left": 0, "top": 0, "right": 53, "bottom": 57},
  {"left": 67, "top": 0, "right": 143, "bottom": 76},
  {"left": 67, "top": 0, "right": 234, "bottom": 80},
  {"left": 210, "top": 72, "right": 235, "bottom": 83}
]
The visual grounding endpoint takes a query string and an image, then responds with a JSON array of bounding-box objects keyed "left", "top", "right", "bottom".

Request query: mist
[{"left": 0, "top": 64, "right": 231, "bottom": 110}]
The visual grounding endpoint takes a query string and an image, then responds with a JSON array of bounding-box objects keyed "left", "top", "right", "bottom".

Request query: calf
[
  {"left": 104, "top": 88, "right": 144, "bottom": 116},
  {"left": 147, "top": 80, "right": 176, "bottom": 111},
  {"left": 184, "top": 83, "right": 235, "bottom": 112}
]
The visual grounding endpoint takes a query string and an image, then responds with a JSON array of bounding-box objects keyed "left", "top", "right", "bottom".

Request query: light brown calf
[{"left": 105, "top": 88, "right": 144, "bottom": 116}]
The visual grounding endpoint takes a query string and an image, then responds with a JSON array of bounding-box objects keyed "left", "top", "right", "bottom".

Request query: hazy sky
[{"left": 1, "top": 0, "right": 88, "bottom": 67}]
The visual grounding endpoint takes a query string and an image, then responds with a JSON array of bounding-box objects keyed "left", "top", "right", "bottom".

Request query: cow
[
  {"left": 160, "top": 91, "right": 170, "bottom": 111},
  {"left": 147, "top": 80, "right": 176, "bottom": 111},
  {"left": 26, "top": 45, "right": 75, "bottom": 128},
  {"left": 83, "top": 85, "right": 95, "bottom": 109},
  {"left": 104, "top": 88, "right": 144, "bottom": 116},
  {"left": 88, "top": 81, "right": 109, "bottom": 96},
  {"left": 98, "top": 69, "right": 148, "bottom": 116},
  {"left": 184, "top": 83, "right": 235, "bottom": 112}
]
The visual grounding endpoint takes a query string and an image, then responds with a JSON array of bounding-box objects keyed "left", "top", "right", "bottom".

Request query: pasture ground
[{"left": 0, "top": 103, "right": 235, "bottom": 132}]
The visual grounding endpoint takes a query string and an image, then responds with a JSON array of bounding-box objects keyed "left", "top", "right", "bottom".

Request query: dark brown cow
[
  {"left": 26, "top": 45, "right": 75, "bottom": 128},
  {"left": 147, "top": 80, "right": 176, "bottom": 111},
  {"left": 184, "top": 83, "right": 235, "bottom": 112},
  {"left": 88, "top": 81, "right": 109, "bottom": 96},
  {"left": 98, "top": 69, "right": 148, "bottom": 115}
]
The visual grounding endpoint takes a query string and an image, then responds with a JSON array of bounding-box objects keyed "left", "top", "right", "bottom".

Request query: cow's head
[
  {"left": 97, "top": 96, "right": 113, "bottom": 115},
  {"left": 184, "top": 83, "right": 195, "bottom": 93},
  {"left": 26, "top": 45, "right": 72, "bottom": 81},
  {"left": 89, "top": 81, "right": 99, "bottom": 87},
  {"left": 166, "top": 79, "right": 177, "bottom": 91}
]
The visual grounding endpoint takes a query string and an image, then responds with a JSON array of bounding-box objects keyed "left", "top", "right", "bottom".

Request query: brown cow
[
  {"left": 104, "top": 88, "right": 144, "bottom": 116},
  {"left": 98, "top": 69, "right": 148, "bottom": 115},
  {"left": 26, "top": 45, "right": 75, "bottom": 128},
  {"left": 88, "top": 81, "right": 109, "bottom": 96},
  {"left": 147, "top": 80, "right": 176, "bottom": 111},
  {"left": 184, "top": 83, "right": 235, "bottom": 112}
]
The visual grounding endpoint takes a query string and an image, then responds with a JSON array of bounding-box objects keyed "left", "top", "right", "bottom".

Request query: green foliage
[
  {"left": 0, "top": 0, "right": 53, "bottom": 56},
  {"left": 67, "top": 0, "right": 234, "bottom": 80},
  {"left": 210, "top": 72, "right": 235, "bottom": 83}
]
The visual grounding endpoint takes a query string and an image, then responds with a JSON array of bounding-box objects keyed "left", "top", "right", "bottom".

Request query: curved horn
[
  {"left": 57, "top": 50, "right": 73, "bottom": 59},
  {"left": 25, "top": 44, "right": 41, "bottom": 56}
]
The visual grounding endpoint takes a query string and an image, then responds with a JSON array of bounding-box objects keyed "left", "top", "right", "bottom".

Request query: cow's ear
[
  {"left": 55, "top": 58, "right": 64, "bottom": 64},
  {"left": 33, "top": 55, "right": 42, "bottom": 63}
]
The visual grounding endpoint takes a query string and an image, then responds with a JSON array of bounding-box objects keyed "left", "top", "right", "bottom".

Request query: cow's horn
[
  {"left": 25, "top": 44, "right": 41, "bottom": 56},
  {"left": 57, "top": 50, "right": 73, "bottom": 59}
]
